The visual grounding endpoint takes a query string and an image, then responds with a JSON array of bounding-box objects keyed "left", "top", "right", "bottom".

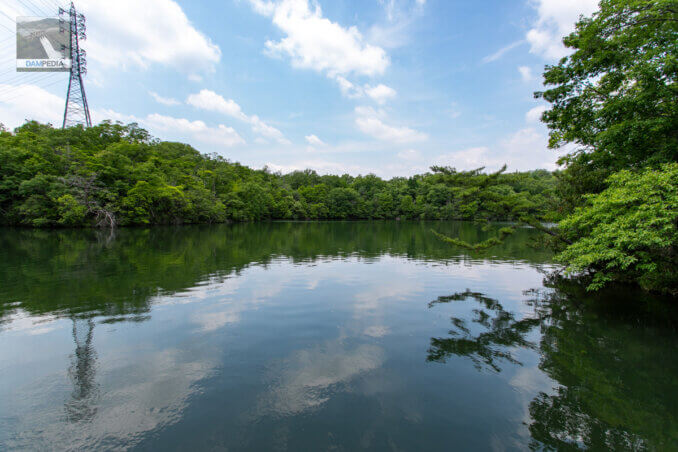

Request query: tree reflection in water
[
  {"left": 427, "top": 283, "right": 678, "bottom": 451},
  {"left": 427, "top": 290, "right": 540, "bottom": 372}
]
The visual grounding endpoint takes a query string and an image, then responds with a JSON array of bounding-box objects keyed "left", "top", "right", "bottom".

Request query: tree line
[{"left": 0, "top": 121, "right": 558, "bottom": 227}]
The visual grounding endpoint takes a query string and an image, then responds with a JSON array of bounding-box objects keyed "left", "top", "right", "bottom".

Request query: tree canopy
[
  {"left": 433, "top": 0, "right": 678, "bottom": 295},
  {"left": 558, "top": 163, "right": 678, "bottom": 295},
  {"left": 537, "top": 0, "right": 678, "bottom": 204},
  {"left": 0, "top": 121, "right": 558, "bottom": 228}
]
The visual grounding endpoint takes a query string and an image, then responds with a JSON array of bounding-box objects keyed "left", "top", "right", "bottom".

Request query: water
[{"left": 0, "top": 221, "right": 676, "bottom": 451}]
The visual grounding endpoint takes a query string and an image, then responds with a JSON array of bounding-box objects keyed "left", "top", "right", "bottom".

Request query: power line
[
  {"left": 0, "top": 20, "right": 14, "bottom": 34},
  {"left": 33, "top": 0, "right": 58, "bottom": 14},
  {"left": 0, "top": 71, "right": 62, "bottom": 87},
  {"left": 0, "top": 74, "right": 62, "bottom": 96},
  {"left": 0, "top": 1, "right": 92, "bottom": 128},
  {"left": 0, "top": 73, "right": 63, "bottom": 94},
  {"left": 0, "top": 9, "right": 17, "bottom": 24},
  {"left": 15, "top": 0, "right": 45, "bottom": 17},
  {"left": 0, "top": 76, "right": 64, "bottom": 104},
  {"left": 0, "top": 71, "right": 62, "bottom": 86}
]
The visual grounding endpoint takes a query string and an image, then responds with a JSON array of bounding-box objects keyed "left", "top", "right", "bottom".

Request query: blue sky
[{"left": 0, "top": 0, "right": 600, "bottom": 177}]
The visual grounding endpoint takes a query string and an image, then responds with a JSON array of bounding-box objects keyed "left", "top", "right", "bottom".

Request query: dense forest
[{"left": 0, "top": 121, "right": 559, "bottom": 227}]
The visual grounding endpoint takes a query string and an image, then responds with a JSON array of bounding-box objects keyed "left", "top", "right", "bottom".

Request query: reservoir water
[{"left": 0, "top": 222, "right": 676, "bottom": 450}]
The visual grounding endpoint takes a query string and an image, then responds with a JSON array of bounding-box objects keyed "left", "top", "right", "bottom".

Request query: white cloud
[
  {"left": 145, "top": 113, "right": 245, "bottom": 147},
  {"left": 187, "top": 89, "right": 246, "bottom": 120},
  {"left": 332, "top": 77, "right": 397, "bottom": 103},
  {"left": 193, "top": 310, "right": 240, "bottom": 332},
  {"left": 354, "top": 106, "right": 427, "bottom": 143},
  {"left": 334, "top": 76, "right": 361, "bottom": 98},
  {"left": 264, "top": 153, "right": 431, "bottom": 178},
  {"left": 76, "top": 0, "right": 221, "bottom": 75},
  {"left": 364, "top": 84, "right": 396, "bottom": 104},
  {"left": 0, "top": 84, "right": 64, "bottom": 129},
  {"left": 266, "top": 159, "right": 371, "bottom": 176},
  {"left": 434, "top": 127, "right": 558, "bottom": 172},
  {"left": 0, "top": 86, "right": 242, "bottom": 149},
  {"left": 149, "top": 91, "right": 181, "bottom": 106},
  {"left": 526, "top": 105, "right": 547, "bottom": 123},
  {"left": 434, "top": 147, "right": 492, "bottom": 170},
  {"left": 260, "top": 342, "right": 384, "bottom": 415},
  {"left": 248, "top": 0, "right": 389, "bottom": 78},
  {"left": 526, "top": 0, "right": 599, "bottom": 59},
  {"left": 482, "top": 40, "right": 525, "bottom": 63},
  {"left": 397, "top": 149, "right": 421, "bottom": 160},
  {"left": 305, "top": 134, "right": 325, "bottom": 146},
  {"left": 518, "top": 66, "right": 534, "bottom": 82},
  {"left": 187, "top": 89, "right": 289, "bottom": 144},
  {"left": 363, "top": 325, "right": 389, "bottom": 338}
]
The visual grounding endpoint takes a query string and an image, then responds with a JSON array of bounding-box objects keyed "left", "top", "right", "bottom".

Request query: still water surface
[{"left": 0, "top": 222, "right": 676, "bottom": 451}]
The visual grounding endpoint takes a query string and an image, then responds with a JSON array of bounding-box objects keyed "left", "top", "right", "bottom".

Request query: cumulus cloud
[
  {"left": 354, "top": 106, "right": 426, "bottom": 143},
  {"left": 76, "top": 0, "right": 221, "bottom": 75},
  {"left": 259, "top": 342, "right": 384, "bottom": 415},
  {"left": 434, "top": 127, "right": 559, "bottom": 172},
  {"left": 144, "top": 114, "right": 245, "bottom": 147},
  {"left": 149, "top": 91, "right": 181, "bottom": 106},
  {"left": 0, "top": 85, "right": 243, "bottom": 149},
  {"left": 0, "top": 84, "right": 64, "bottom": 129},
  {"left": 265, "top": 159, "right": 371, "bottom": 176},
  {"left": 187, "top": 89, "right": 246, "bottom": 120},
  {"left": 186, "top": 89, "right": 289, "bottom": 144},
  {"left": 434, "top": 147, "right": 492, "bottom": 171},
  {"left": 332, "top": 77, "right": 397, "bottom": 103},
  {"left": 364, "top": 84, "right": 397, "bottom": 104},
  {"left": 526, "top": 0, "right": 599, "bottom": 59},
  {"left": 249, "top": 0, "right": 389, "bottom": 78},
  {"left": 305, "top": 134, "right": 325, "bottom": 146},
  {"left": 526, "top": 105, "right": 548, "bottom": 123},
  {"left": 89, "top": 108, "right": 246, "bottom": 148},
  {"left": 518, "top": 66, "right": 534, "bottom": 82}
]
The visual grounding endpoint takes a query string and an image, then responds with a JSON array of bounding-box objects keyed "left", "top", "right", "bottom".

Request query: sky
[{"left": 0, "top": 0, "right": 600, "bottom": 178}]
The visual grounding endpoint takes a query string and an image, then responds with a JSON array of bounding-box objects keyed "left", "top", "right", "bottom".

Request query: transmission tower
[{"left": 60, "top": 2, "right": 91, "bottom": 128}]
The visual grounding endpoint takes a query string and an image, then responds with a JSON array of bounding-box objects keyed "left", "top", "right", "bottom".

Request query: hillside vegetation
[{"left": 0, "top": 121, "right": 558, "bottom": 227}]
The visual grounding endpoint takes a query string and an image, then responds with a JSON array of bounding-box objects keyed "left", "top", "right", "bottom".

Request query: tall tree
[{"left": 537, "top": 0, "right": 678, "bottom": 205}]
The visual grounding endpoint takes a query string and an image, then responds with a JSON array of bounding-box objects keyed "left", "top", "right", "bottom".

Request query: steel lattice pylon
[{"left": 61, "top": 2, "right": 91, "bottom": 128}]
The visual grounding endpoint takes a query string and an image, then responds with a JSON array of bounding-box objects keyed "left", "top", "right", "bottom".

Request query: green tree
[
  {"left": 537, "top": 0, "right": 678, "bottom": 205},
  {"left": 327, "top": 187, "right": 360, "bottom": 219},
  {"left": 558, "top": 163, "right": 678, "bottom": 294}
]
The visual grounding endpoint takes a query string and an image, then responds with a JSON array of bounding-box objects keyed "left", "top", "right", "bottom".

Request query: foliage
[
  {"left": 431, "top": 227, "right": 515, "bottom": 251},
  {"left": 557, "top": 164, "right": 678, "bottom": 294},
  {"left": 0, "top": 121, "right": 558, "bottom": 227},
  {"left": 426, "top": 284, "right": 678, "bottom": 450},
  {"left": 428, "top": 166, "right": 567, "bottom": 252},
  {"left": 536, "top": 0, "right": 678, "bottom": 205},
  {"left": 427, "top": 290, "right": 540, "bottom": 372},
  {"left": 432, "top": 0, "right": 678, "bottom": 295}
]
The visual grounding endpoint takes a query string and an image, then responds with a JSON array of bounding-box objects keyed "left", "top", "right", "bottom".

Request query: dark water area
[{"left": 0, "top": 221, "right": 676, "bottom": 451}]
